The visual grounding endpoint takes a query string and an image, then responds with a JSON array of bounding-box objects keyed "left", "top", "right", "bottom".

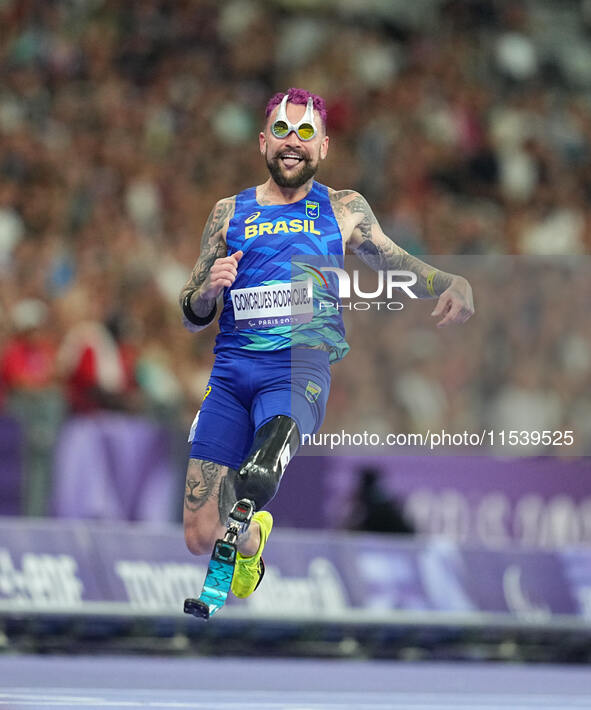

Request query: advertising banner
[{"left": 0, "top": 518, "right": 585, "bottom": 620}]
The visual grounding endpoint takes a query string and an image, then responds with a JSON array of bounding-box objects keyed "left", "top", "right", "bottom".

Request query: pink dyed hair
[{"left": 265, "top": 88, "right": 327, "bottom": 126}]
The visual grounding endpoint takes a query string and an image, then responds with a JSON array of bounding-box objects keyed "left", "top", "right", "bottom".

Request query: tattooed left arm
[{"left": 336, "top": 190, "right": 474, "bottom": 326}]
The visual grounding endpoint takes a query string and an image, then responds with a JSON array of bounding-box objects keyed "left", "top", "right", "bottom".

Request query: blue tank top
[{"left": 214, "top": 181, "right": 349, "bottom": 362}]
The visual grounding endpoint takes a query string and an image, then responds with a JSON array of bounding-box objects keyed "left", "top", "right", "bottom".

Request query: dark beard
[{"left": 266, "top": 156, "right": 318, "bottom": 188}]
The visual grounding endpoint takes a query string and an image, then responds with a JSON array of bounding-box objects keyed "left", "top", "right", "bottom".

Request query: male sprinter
[{"left": 180, "top": 88, "right": 474, "bottom": 602}]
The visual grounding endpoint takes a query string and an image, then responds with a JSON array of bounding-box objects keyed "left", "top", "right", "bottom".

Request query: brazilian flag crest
[
  {"left": 305, "top": 200, "right": 320, "bottom": 219},
  {"left": 305, "top": 380, "right": 321, "bottom": 403}
]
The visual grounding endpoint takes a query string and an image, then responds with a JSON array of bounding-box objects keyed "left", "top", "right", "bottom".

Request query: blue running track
[{"left": 1, "top": 656, "right": 590, "bottom": 709}]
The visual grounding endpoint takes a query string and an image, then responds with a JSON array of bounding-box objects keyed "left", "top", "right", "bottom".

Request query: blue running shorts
[{"left": 189, "top": 347, "right": 331, "bottom": 470}]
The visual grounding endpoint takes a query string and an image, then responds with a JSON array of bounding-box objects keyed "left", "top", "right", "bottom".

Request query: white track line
[{"left": 1, "top": 690, "right": 591, "bottom": 710}]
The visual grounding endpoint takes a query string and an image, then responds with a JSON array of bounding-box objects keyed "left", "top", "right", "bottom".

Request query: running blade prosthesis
[{"left": 183, "top": 499, "right": 255, "bottom": 620}]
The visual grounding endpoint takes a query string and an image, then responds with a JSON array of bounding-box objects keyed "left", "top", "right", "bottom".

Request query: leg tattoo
[{"left": 184, "top": 459, "right": 224, "bottom": 513}]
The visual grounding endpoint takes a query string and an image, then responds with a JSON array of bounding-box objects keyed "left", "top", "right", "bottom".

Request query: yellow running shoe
[{"left": 231, "top": 511, "right": 273, "bottom": 598}]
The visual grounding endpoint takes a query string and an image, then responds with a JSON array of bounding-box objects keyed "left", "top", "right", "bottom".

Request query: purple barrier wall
[
  {"left": 5, "top": 409, "right": 590, "bottom": 546},
  {"left": 52, "top": 414, "right": 177, "bottom": 522},
  {"left": 321, "top": 455, "right": 591, "bottom": 547},
  {"left": 0, "top": 517, "right": 587, "bottom": 619},
  {"left": 0, "top": 417, "right": 22, "bottom": 515}
]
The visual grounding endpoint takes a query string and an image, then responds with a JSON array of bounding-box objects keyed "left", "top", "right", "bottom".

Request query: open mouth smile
[{"left": 279, "top": 152, "right": 305, "bottom": 168}]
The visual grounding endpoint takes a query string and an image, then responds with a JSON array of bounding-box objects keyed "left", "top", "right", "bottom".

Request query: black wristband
[{"left": 182, "top": 290, "right": 217, "bottom": 326}]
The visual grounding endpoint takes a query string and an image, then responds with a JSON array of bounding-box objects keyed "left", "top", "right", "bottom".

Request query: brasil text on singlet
[{"left": 215, "top": 181, "right": 350, "bottom": 363}]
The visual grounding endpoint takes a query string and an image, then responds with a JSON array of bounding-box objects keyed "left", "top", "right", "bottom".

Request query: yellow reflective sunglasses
[{"left": 271, "top": 96, "right": 317, "bottom": 142}]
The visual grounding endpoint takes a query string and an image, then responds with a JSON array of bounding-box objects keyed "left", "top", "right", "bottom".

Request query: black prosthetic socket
[{"left": 235, "top": 415, "right": 300, "bottom": 510}]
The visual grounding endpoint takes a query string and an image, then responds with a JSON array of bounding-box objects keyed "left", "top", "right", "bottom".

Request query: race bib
[{"left": 231, "top": 280, "right": 314, "bottom": 329}]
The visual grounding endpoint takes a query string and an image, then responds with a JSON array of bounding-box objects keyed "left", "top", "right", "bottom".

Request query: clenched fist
[{"left": 201, "top": 250, "right": 243, "bottom": 300}]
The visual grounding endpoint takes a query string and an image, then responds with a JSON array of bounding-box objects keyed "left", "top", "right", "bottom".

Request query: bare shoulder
[
  {"left": 328, "top": 187, "right": 357, "bottom": 218},
  {"left": 328, "top": 188, "right": 378, "bottom": 246},
  {"left": 218, "top": 194, "right": 237, "bottom": 207},
  {"left": 328, "top": 188, "right": 372, "bottom": 215},
  {"left": 211, "top": 194, "right": 237, "bottom": 224},
  {"left": 328, "top": 187, "right": 357, "bottom": 199},
  {"left": 202, "top": 195, "right": 236, "bottom": 242},
  {"left": 328, "top": 187, "right": 358, "bottom": 205}
]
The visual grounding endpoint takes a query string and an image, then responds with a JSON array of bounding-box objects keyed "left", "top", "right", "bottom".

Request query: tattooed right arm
[{"left": 179, "top": 196, "right": 235, "bottom": 331}]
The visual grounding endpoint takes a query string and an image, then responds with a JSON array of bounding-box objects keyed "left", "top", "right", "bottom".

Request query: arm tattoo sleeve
[
  {"left": 340, "top": 191, "right": 456, "bottom": 298},
  {"left": 179, "top": 197, "right": 235, "bottom": 317}
]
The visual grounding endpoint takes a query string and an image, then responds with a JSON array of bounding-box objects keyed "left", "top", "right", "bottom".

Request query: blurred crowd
[
  {"left": 1, "top": 0, "right": 590, "bottom": 515},
  {"left": 328, "top": 257, "right": 591, "bottom": 458}
]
